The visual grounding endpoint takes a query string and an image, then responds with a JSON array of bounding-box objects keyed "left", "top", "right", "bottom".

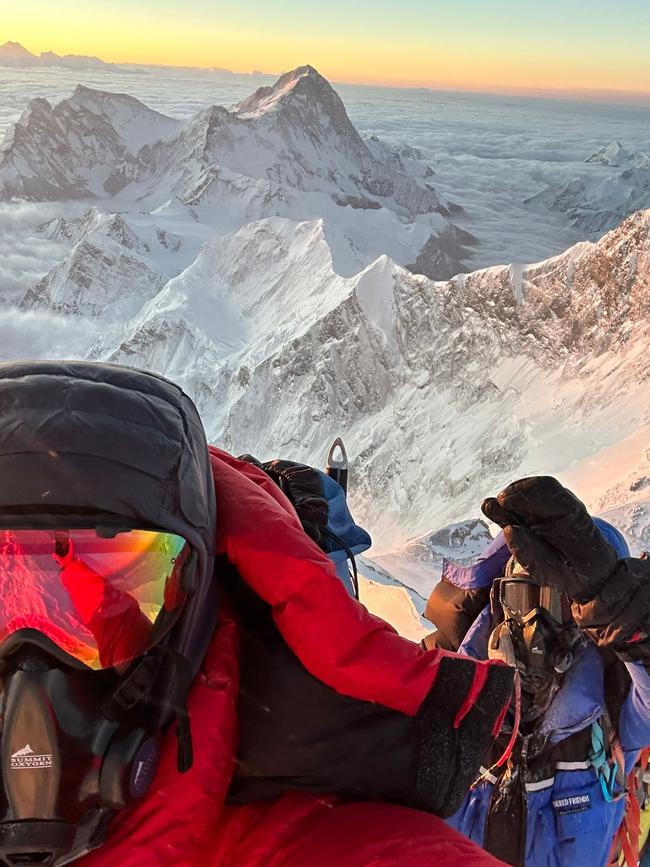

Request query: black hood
[{"left": 0, "top": 359, "right": 217, "bottom": 680}]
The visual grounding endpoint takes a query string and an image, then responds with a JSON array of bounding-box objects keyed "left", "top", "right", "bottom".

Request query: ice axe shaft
[{"left": 325, "top": 437, "right": 348, "bottom": 496}]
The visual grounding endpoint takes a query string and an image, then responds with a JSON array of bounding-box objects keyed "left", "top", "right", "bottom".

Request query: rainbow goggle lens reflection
[{"left": 0, "top": 528, "right": 191, "bottom": 670}]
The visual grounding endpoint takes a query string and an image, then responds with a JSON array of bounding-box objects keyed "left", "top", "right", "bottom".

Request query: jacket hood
[{"left": 0, "top": 359, "right": 217, "bottom": 676}]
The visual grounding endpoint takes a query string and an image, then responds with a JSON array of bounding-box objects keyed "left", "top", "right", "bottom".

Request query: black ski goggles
[{"left": 496, "top": 577, "right": 573, "bottom": 626}]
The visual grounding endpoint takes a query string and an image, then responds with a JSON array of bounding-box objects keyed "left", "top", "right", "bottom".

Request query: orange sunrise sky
[{"left": 2, "top": 0, "right": 649, "bottom": 95}]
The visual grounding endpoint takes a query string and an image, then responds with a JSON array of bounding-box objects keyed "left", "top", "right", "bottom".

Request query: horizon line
[{"left": 3, "top": 37, "right": 650, "bottom": 106}]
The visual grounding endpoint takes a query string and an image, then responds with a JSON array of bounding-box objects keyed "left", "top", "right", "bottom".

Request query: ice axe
[
  {"left": 325, "top": 437, "right": 360, "bottom": 598},
  {"left": 325, "top": 437, "right": 348, "bottom": 496}
]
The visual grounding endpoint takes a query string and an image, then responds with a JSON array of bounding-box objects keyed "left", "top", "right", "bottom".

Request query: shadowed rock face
[
  {"left": 456, "top": 209, "right": 650, "bottom": 358},
  {"left": 0, "top": 88, "right": 181, "bottom": 200},
  {"left": 408, "top": 225, "right": 479, "bottom": 281}
]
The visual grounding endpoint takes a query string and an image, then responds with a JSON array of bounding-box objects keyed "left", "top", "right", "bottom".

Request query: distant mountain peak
[
  {"left": 69, "top": 83, "right": 141, "bottom": 105},
  {"left": 275, "top": 64, "right": 328, "bottom": 91},
  {"left": 586, "top": 140, "right": 633, "bottom": 166},
  {"left": 234, "top": 64, "right": 340, "bottom": 118},
  {"left": 197, "top": 104, "right": 232, "bottom": 126},
  {"left": 291, "top": 64, "right": 320, "bottom": 77},
  {"left": 528, "top": 141, "right": 650, "bottom": 232},
  {"left": 0, "top": 69, "right": 452, "bottom": 266},
  {"left": 10, "top": 97, "right": 53, "bottom": 136},
  {"left": 73, "top": 83, "right": 100, "bottom": 96},
  {"left": 231, "top": 64, "right": 372, "bottom": 173},
  {"left": 0, "top": 39, "right": 111, "bottom": 69},
  {"left": 0, "top": 41, "right": 34, "bottom": 57}
]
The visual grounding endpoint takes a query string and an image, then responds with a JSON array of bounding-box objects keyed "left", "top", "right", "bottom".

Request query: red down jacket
[{"left": 80, "top": 448, "right": 510, "bottom": 867}]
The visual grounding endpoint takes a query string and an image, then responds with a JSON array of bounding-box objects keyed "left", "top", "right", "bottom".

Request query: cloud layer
[{"left": 3, "top": 67, "right": 649, "bottom": 270}]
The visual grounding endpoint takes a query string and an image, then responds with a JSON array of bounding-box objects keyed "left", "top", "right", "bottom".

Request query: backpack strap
[
  {"left": 594, "top": 649, "right": 646, "bottom": 865},
  {"left": 608, "top": 767, "right": 640, "bottom": 866}
]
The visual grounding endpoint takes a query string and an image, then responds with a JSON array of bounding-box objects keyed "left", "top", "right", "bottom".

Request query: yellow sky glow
[{"left": 3, "top": 7, "right": 649, "bottom": 96}]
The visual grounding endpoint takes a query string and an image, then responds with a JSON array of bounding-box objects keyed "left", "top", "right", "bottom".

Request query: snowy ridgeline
[{"left": 0, "top": 65, "right": 649, "bottom": 587}]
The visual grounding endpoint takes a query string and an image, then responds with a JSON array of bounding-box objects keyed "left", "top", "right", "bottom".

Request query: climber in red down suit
[{"left": 0, "top": 359, "right": 514, "bottom": 867}]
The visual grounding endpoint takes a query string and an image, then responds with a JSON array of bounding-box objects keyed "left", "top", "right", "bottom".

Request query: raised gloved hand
[
  {"left": 482, "top": 476, "right": 650, "bottom": 662},
  {"left": 481, "top": 476, "right": 618, "bottom": 603}
]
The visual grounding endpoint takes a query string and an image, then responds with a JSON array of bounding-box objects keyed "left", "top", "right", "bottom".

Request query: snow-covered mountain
[
  {"left": 399, "top": 519, "right": 492, "bottom": 565},
  {"left": 136, "top": 66, "right": 451, "bottom": 217},
  {"left": 586, "top": 141, "right": 650, "bottom": 170},
  {"left": 525, "top": 140, "right": 650, "bottom": 234},
  {"left": 24, "top": 210, "right": 183, "bottom": 318},
  {"left": 2, "top": 69, "right": 650, "bottom": 566},
  {"left": 0, "top": 67, "right": 473, "bottom": 279},
  {"left": 0, "top": 87, "right": 182, "bottom": 200},
  {"left": 367, "top": 518, "right": 492, "bottom": 602},
  {"left": 18, "top": 193, "right": 649, "bottom": 549},
  {"left": 0, "top": 41, "right": 113, "bottom": 70}
]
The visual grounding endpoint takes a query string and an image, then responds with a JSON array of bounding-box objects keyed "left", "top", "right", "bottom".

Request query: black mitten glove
[
  {"left": 238, "top": 455, "right": 329, "bottom": 545},
  {"left": 481, "top": 476, "right": 618, "bottom": 602},
  {"left": 570, "top": 560, "right": 650, "bottom": 662},
  {"left": 482, "top": 476, "right": 650, "bottom": 662}
]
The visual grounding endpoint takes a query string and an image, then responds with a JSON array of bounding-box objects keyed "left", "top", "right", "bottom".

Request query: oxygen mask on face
[{"left": 487, "top": 558, "right": 580, "bottom": 725}]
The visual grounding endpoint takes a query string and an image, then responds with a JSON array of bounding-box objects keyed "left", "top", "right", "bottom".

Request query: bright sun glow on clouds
[{"left": 2, "top": 0, "right": 650, "bottom": 93}]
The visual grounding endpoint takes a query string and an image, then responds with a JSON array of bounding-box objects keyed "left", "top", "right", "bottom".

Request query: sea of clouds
[
  {"left": 0, "top": 64, "right": 649, "bottom": 340},
  {"left": 0, "top": 68, "right": 650, "bottom": 268},
  {"left": 345, "top": 85, "right": 650, "bottom": 266}
]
